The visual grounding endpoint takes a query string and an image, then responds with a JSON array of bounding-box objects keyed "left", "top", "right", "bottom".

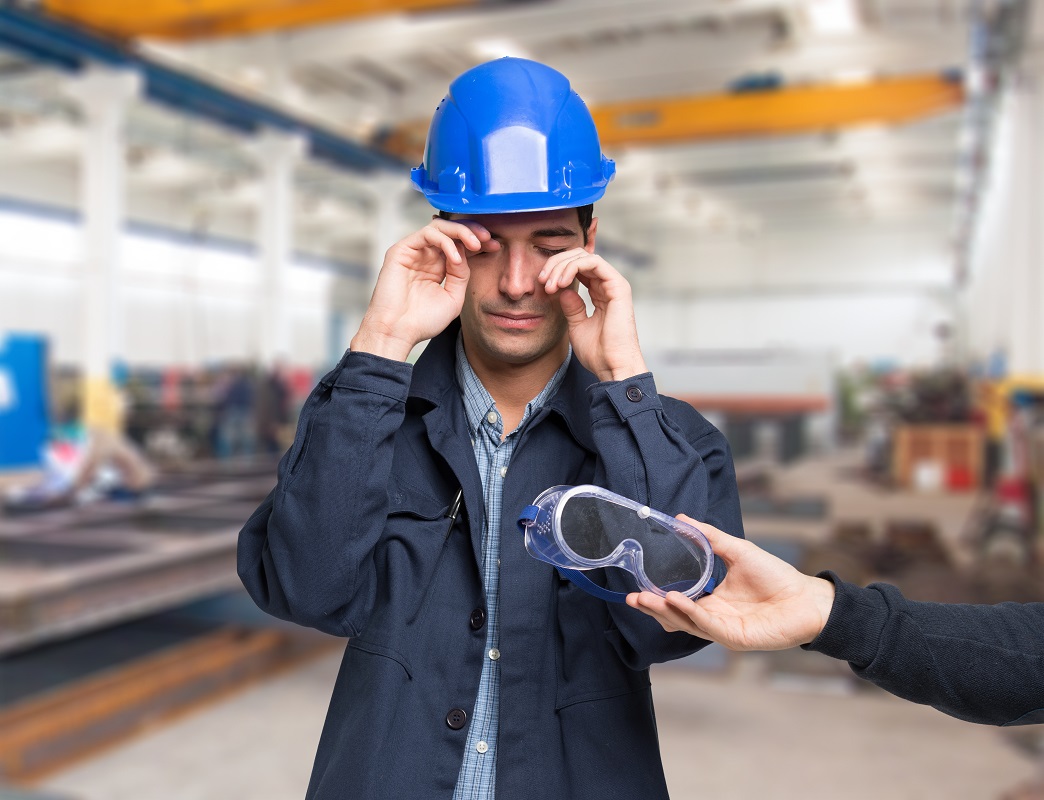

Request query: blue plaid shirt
[{"left": 452, "top": 334, "right": 570, "bottom": 800}]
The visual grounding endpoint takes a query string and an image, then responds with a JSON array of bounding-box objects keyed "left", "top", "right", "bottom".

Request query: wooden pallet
[
  {"left": 891, "top": 424, "right": 984, "bottom": 491},
  {"left": 0, "top": 626, "right": 335, "bottom": 783}
]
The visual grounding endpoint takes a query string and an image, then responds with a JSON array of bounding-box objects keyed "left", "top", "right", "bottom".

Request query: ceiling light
[
  {"left": 832, "top": 68, "right": 873, "bottom": 84},
  {"left": 471, "top": 39, "right": 531, "bottom": 61},
  {"left": 805, "top": 0, "right": 861, "bottom": 35}
]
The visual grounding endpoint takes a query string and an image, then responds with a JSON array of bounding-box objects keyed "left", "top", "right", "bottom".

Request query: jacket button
[
  {"left": 625, "top": 386, "right": 643, "bottom": 402},
  {"left": 446, "top": 708, "right": 468, "bottom": 730},
  {"left": 469, "top": 608, "right": 486, "bottom": 630}
]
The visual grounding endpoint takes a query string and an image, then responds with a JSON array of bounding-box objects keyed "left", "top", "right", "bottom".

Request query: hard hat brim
[{"left": 414, "top": 184, "right": 610, "bottom": 216}]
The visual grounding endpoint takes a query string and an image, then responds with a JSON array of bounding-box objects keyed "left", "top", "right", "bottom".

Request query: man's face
[{"left": 451, "top": 208, "right": 596, "bottom": 372}]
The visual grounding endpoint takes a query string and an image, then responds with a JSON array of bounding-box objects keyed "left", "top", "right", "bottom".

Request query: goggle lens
[
  {"left": 519, "top": 485, "right": 715, "bottom": 599},
  {"left": 559, "top": 496, "right": 709, "bottom": 589}
]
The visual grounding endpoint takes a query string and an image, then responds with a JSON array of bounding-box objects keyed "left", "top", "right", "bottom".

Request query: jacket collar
[
  {"left": 407, "top": 318, "right": 462, "bottom": 410},
  {"left": 408, "top": 319, "right": 598, "bottom": 454}
]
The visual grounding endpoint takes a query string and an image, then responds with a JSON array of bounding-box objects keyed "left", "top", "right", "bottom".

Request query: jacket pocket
[
  {"left": 283, "top": 393, "right": 325, "bottom": 487},
  {"left": 378, "top": 478, "right": 460, "bottom": 628},
  {"left": 347, "top": 638, "right": 414, "bottom": 679},
  {"left": 554, "top": 579, "right": 650, "bottom": 710},
  {"left": 387, "top": 478, "right": 450, "bottom": 520}
]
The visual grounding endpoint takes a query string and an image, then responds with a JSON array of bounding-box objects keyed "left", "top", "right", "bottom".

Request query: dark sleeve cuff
[
  {"left": 330, "top": 349, "right": 413, "bottom": 400},
  {"left": 802, "top": 571, "right": 890, "bottom": 669},
  {"left": 589, "top": 372, "right": 663, "bottom": 421}
]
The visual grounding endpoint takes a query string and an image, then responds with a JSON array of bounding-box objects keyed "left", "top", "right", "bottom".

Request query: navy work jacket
[{"left": 238, "top": 321, "right": 744, "bottom": 799}]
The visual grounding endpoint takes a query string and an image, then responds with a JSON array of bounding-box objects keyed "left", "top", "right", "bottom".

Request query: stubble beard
[{"left": 466, "top": 302, "right": 569, "bottom": 367}]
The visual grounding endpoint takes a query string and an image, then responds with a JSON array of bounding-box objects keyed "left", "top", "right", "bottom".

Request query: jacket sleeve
[
  {"left": 806, "top": 573, "right": 1044, "bottom": 726},
  {"left": 586, "top": 372, "right": 745, "bottom": 669},
  {"left": 236, "top": 350, "right": 413, "bottom": 637}
]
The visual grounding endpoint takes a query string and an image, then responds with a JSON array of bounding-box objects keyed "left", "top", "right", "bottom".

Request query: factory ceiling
[{"left": 0, "top": 0, "right": 1034, "bottom": 290}]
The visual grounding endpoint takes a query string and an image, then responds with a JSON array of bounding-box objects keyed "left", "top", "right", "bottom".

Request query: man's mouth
[{"left": 487, "top": 310, "right": 542, "bottom": 330}]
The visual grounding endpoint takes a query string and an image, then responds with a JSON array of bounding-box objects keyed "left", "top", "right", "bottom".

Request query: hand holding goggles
[{"left": 517, "top": 485, "right": 716, "bottom": 603}]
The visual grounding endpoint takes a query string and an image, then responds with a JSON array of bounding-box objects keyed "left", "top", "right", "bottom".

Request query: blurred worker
[
  {"left": 256, "top": 360, "right": 291, "bottom": 455},
  {"left": 627, "top": 516, "right": 1044, "bottom": 727},
  {"left": 215, "top": 363, "right": 256, "bottom": 458},
  {"left": 238, "top": 58, "right": 743, "bottom": 800},
  {"left": 75, "top": 365, "right": 155, "bottom": 501},
  {"left": 3, "top": 368, "right": 154, "bottom": 512}
]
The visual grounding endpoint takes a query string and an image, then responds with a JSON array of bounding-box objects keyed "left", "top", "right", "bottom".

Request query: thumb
[
  {"left": 444, "top": 257, "right": 470, "bottom": 292},
  {"left": 558, "top": 288, "right": 588, "bottom": 329},
  {"left": 677, "top": 515, "right": 743, "bottom": 565}
]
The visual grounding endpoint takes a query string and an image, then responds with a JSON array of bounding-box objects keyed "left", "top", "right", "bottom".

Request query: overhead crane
[
  {"left": 23, "top": 2, "right": 967, "bottom": 159},
  {"left": 376, "top": 72, "right": 965, "bottom": 163},
  {"left": 43, "top": 0, "right": 482, "bottom": 40}
]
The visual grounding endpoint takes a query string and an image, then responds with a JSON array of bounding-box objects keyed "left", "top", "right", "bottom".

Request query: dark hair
[{"left": 438, "top": 204, "right": 595, "bottom": 245}]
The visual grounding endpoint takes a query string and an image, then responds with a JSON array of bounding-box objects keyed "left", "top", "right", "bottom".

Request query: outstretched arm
[{"left": 628, "top": 518, "right": 1044, "bottom": 726}]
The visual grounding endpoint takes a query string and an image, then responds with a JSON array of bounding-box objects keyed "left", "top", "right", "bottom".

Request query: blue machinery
[{"left": 0, "top": 333, "right": 49, "bottom": 470}]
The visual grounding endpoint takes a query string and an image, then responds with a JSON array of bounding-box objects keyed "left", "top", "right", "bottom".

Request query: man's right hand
[{"left": 350, "top": 218, "right": 493, "bottom": 361}]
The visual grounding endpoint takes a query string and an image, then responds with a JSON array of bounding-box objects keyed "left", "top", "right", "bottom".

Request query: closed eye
[{"left": 537, "top": 247, "right": 567, "bottom": 257}]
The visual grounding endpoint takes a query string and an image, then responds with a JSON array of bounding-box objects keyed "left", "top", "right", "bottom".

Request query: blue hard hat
[{"left": 411, "top": 58, "right": 616, "bottom": 214}]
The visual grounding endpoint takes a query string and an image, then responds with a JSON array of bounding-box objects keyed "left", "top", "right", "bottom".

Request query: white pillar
[
  {"left": 65, "top": 67, "right": 141, "bottom": 383},
  {"left": 369, "top": 175, "right": 410, "bottom": 291},
  {"left": 252, "top": 131, "right": 305, "bottom": 367},
  {"left": 965, "top": 88, "right": 1017, "bottom": 368},
  {"left": 182, "top": 239, "right": 204, "bottom": 369},
  {"left": 965, "top": 54, "right": 1044, "bottom": 375},
  {"left": 1006, "top": 68, "right": 1044, "bottom": 374}
]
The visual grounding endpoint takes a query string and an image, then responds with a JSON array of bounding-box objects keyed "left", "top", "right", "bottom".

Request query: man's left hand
[{"left": 539, "top": 250, "right": 647, "bottom": 382}]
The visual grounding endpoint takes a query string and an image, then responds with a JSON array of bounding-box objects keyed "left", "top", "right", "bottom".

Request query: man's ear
[{"left": 585, "top": 217, "right": 598, "bottom": 253}]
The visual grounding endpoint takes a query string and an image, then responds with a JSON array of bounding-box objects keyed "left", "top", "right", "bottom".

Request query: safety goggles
[{"left": 517, "top": 485, "right": 716, "bottom": 603}]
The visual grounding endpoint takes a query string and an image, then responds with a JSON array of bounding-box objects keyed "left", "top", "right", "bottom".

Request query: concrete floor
[
  {"left": 34, "top": 648, "right": 1040, "bottom": 800},
  {"left": 26, "top": 448, "right": 1044, "bottom": 798}
]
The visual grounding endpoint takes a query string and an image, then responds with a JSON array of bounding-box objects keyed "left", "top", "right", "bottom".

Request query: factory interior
[{"left": 0, "top": 0, "right": 1043, "bottom": 797}]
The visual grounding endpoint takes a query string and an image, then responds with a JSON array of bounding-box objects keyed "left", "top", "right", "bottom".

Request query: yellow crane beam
[
  {"left": 590, "top": 74, "right": 964, "bottom": 147},
  {"left": 43, "top": 0, "right": 478, "bottom": 40},
  {"left": 377, "top": 74, "right": 964, "bottom": 163}
]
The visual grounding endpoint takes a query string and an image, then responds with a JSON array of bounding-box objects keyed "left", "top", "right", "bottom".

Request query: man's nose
[{"left": 499, "top": 246, "right": 538, "bottom": 301}]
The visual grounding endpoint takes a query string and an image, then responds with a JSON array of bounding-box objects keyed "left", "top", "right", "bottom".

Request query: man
[
  {"left": 238, "top": 57, "right": 743, "bottom": 799},
  {"left": 627, "top": 518, "right": 1044, "bottom": 727}
]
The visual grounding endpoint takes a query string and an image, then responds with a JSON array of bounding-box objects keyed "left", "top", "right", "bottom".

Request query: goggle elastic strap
[
  {"left": 558, "top": 566, "right": 629, "bottom": 603},
  {"left": 558, "top": 567, "right": 717, "bottom": 604}
]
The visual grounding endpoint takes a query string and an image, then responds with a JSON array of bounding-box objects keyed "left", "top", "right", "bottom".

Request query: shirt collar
[{"left": 455, "top": 332, "right": 571, "bottom": 439}]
